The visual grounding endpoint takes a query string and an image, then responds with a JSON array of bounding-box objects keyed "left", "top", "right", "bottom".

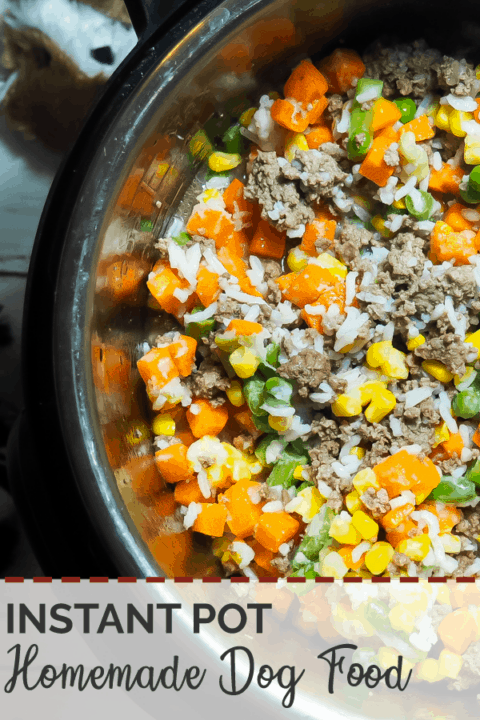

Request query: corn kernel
[
  {"left": 422, "top": 359, "right": 454, "bottom": 383},
  {"left": 240, "top": 107, "right": 257, "bottom": 127},
  {"left": 314, "top": 253, "right": 348, "bottom": 279},
  {"left": 465, "top": 134, "right": 480, "bottom": 165},
  {"left": 293, "top": 464, "right": 304, "bottom": 480},
  {"left": 465, "top": 329, "right": 480, "bottom": 358},
  {"left": 398, "top": 534, "right": 431, "bottom": 561},
  {"left": 365, "top": 541, "right": 394, "bottom": 575},
  {"left": 208, "top": 151, "right": 242, "bottom": 172},
  {"left": 156, "top": 161, "right": 170, "bottom": 178},
  {"left": 345, "top": 490, "right": 362, "bottom": 514},
  {"left": 329, "top": 513, "right": 363, "bottom": 545},
  {"left": 202, "top": 188, "right": 221, "bottom": 202},
  {"left": 295, "top": 487, "right": 325, "bottom": 522},
  {"left": 366, "top": 341, "right": 409, "bottom": 379},
  {"left": 353, "top": 468, "right": 380, "bottom": 494},
  {"left": 435, "top": 105, "right": 453, "bottom": 132},
  {"left": 332, "top": 392, "right": 363, "bottom": 417},
  {"left": 321, "top": 550, "right": 349, "bottom": 579},
  {"left": 226, "top": 380, "right": 245, "bottom": 407},
  {"left": 433, "top": 421, "right": 450, "bottom": 448},
  {"left": 450, "top": 110, "right": 474, "bottom": 138},
  {"left": 416, "top": 658, "right": 444, "bottom": 683},
  {"left": 268, "top": 415, "right": 292, "bottom": 432},
  {"left": 407, "top": 334, "right": 426, "bottom": 351},
  {"left": 392, "top": 197, "right": 406, "bottom": 210},
  {"left": 364, "top": 388, "right": 396, "bottom": 423},
  {"left": 152, "top": 413, "right": 176, "bottom": 436},
  {"left": 125, "top": 421, "right": 151, "bottom": 445},
  {"left": 352, "top": 510, "right": 379, "bottom": 540},
  {"left": 349, "top": 446, "right": 366, "bottom": 459},
  {"left": 371, "top": 215, "right": 393, "bottom": 238},
  {"left": 439, "top": 532, "right": 462, "bottom": 554},
  {"left": 285, "top": 132, "right": 309, "bottom": 162},
  {"left": 454, "top": 365, "right": 476, "bottom": 386},
  {"left": 287, "top": 247, "right": 308, "bottom": 272},
  {"left": 229, "top": 346, "right": 260, "bottom": 378},
  {"left": 438, "top": 649, "right": 463, "bottom": 679},
  {"left": 388, "top": 605, "right": 416, "bottom": 634}
]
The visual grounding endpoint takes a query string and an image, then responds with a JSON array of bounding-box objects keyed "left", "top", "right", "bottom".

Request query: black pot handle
[{"left": 123, "top": 0, "right": 196, "bottom": 39}]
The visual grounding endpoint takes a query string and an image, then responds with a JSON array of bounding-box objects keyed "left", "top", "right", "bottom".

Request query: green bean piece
[
  {"left": 185, "top": 307, "right": 216, "bottom": 340},
  {"left": 254, "top": 435, "right": 286, "bottom": 466},
  {"left": 267, "top": 449, "right": 309, "bottom": 488},
  {"left": 347, "top": 129, "right": 373, "bottom": 161},
  {"left": 470, "top": 166, "right": 480, "bottom": 193},
  {"left": 266, "top": 342, "right": 280, "bottom": 367},
  {"left": 243, "top": 375, "right": 267, "bottom": 416},
  {"left": 290, "top": 563, "right": 318, "bottom": 578},
  {"left": 452, "top": 388, "right": 480, "bottom": 419},
  {"left": 251, "top": 413, "right": 273, "bottom": 433},
  {"left": 393, "top": 98, "right": 416, "bottom": 124},
  {"left": 355, "top": 78, "right": 384, "bottom": 103},
  {"left": 172, "top": 231, "right": 191, "bottom": 246},
  {"left": 222, "top": 124, "right": 244, "bottom": 154},
  {"left": 460, "top": 185, "right": 480, "bottom": 205},
  {"left": 429, "top": 475, "right": 477, "bottom": 503},
  {"left": 466, "top": 458, "right": 480, "bottom": 487},
  {"left": 297, "top": 481, "right": 315, "bottom": 492},
  {"left": 405, "top": 191, "right": 435, "bottom": 221}
]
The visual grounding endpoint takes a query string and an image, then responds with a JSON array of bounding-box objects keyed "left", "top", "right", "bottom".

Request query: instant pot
[{"left": 7, "top": 0, "right": 480, "bottom": 577}]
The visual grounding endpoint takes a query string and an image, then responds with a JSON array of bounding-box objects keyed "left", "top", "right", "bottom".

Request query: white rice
[
  {"left": 183, "top": 303, "right": 217, "bottom": 324},
  {"left": 462, "top": 209, "right": 480, "bottom": 222},
  {"left": 443, "top": 93, "right": 478, "bottom": 112},
  {"left": 356, "top": 86, "right": 382, "bottom": 103},
  {"left": 183, "top": 502, "right": 202, "bottom": 529},
  {"left": 262, "top": 500, "right": 283, "bottom": 513},
  {"left": 230, "top": 541, "right": 255, "bottom": 569},
  {"left": 345, "top": 272, "right": 358, "bottom": 306},
  {"left": 203, "top": 247, "right": 228, "bottom": 275},
  {"left": 439, "top": 403, "right": 458, "bottom": 433},
  {"left": 404, "top": 386, "right": 434, "bottom": 408},
  {"left": 390, "top": 214, "right": 405, "bottom": 233},
  {"left": 244, "top": 304, "right": 261, "bottom": 322},
  {"left": 260, "top": 403, "right": 295, "bottom": 417},
  {"left": 395, "top": 175, "right": 417, "bottom": 200},
  {"left": 266, "top": 439, "right": 284, "bottom": 464},
  {"left": 416, "top": 220, "right": 435, "bottom": 232},
  {"left": 336, "top": 100, "right": 353, "bottom": 134},
  {"left": 401, "top": 444, "right": 423, "bottom": 455},
  {"left": 352, "top": 542, "right": 371, "bottom": 563},
  {"left": 389, "top": 490, "right": 416, "bottom": 510},
  {"left": 389, "top": 416, "right": 403, "bottom": 437}
]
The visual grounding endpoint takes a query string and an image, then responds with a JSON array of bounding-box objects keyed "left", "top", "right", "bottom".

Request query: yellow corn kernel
[
  {"left": 314, "top": 253, "right": 348, "bottom": 280},
  {"left": 156, "top": 161, "right": 170, "bottom": 178},
  {"left": 268, "top": 415, "right": 292, "bottom": 432},
  {"left": 366, "top": 341, "right": 409, "bottom": 379},
  {"left": 207, "top": 463, "right": 230, "bottom": 487},
  {"left": 407, "top": 334, "right": 426, "bottom": 351},
  {"left": 435, "top": 104, "right": 453, "bottom": 131},
  {"left": 349, "top": 446, "right": 366, "bottom": 459},
  {"left": 433, "top": 421, "right": 450, "bottom": 448},
  {"left": 229, "top": 346, "right": 260, "bottom": 378},
  {"left": 388, "top": 605, "right": 416, "bottom": 634},
  {"left": 365, "top": 541, "right": 394, "bottom": 575},
  {"left": 293, "top": 464, "right": 304, "bottom": 480},
  {"left": 364, "top": 388, "right": 396, "bottom": 423},
  {"left": 392, "top": 197, "right": 406, "bottom": 210},
  {"left": 125, "top": 420, "right": 151, "bottom": 446},
  {"left": 202, "top": 188, "right": 221, "bottom": 202},
  {"left": 331, "top": 392, "right": 363, "bottom": 417},
  {"left": 240, "top": 107, "right": 257, "bottom": 127},
  {"left": 295, "top": 487, "right": 325, "bottom": 522},
  {"left": 345, "top": 490, "right": 362, "bottom": 514},
  {"left": 371, "top": 214, "right": 393, "bottom": 238},
  {"left": 285, "top": 132, "right": 309, "bottom": 162},
  {"left": 465, "top": 134, "right": 480, "bottom": 165},
  {"left": 439, "top": 532, "right": 462, "bottom": 554},
  {"left": 422, "top": 359, "right": 454, "bottom": 383},
  {"left": 226, "top": 380, "right": 245, "bottom": 407},
  {"left": 438, "top": 649, "right": 463, "bottom": 679},
  {"left": 321, "top": 550, "right": 349, "bottom": 579},
  {"left": 329, "top": 513, "right": 362, "bottom": 545},
  {"left": 287, "top": 247, "right": 308, "bottom": 272},
  {"left": 465, "top": 329, "right": 480, "bottom": 358},
  {"left": 208, "top": 151, "right": 242, "bottom": 172},
  {"left": 353, "top": 468, "right": 380, "bottom": 494},
  {"left": 416, "top": 658, "right": 444, "bottom": 683},
  {"left": 352, "top": 510, "right": 379, "bottom": 540},
  {"left": 454, "top": 365, "right": 476, "bottom": 386},
  {"left": 398, "top": 534, "right": 431, "bottom": 561},
  {"left": 152, "top": 413, "right": 176, "bottom": 436},
  {"left": 450, "top": 110, "right": 474, "bottom": 138}
]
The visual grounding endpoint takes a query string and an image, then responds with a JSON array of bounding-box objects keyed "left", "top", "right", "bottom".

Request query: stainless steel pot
[{"left": 10, "top": 0, "right": 480, "bottom": 577}]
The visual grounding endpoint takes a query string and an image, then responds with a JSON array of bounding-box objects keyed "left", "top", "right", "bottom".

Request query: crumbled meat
[
  {"left": 233, "top": 434, "right": 255, "bottom": 453},
  {"left": 261, "top": 259, "right": 283, "bottom": 304},
  {"left": 215, "top": 296, "right": 242, "bottom": 323},
  {"left": 278, "top": 348, "right": 331, "bottom": 397},
  {"left": 414, "top": 333, "right": 470, "bottom": 377},
  {"left": 388, "top": 552, "right": 409, "bottom": 571},
  {"left": 456, "top": 509, "right": 480, "bottom": 540},
  {"left": 434, "top": 56, "right": 478, "bottom": 96},
  {"left": 326, "top": 490, "right": 344, "bottom": 512},
  {"left": 325, "top": 94, "right": 344, "bottom": 121},
  {"left": 383, "top": 144, "right": 400, "bottom": 167},
  {"left": 362, "top": 40, "right": 443, "bottom": 98},
  {"left": 190, "top": 357, "right": 230, "bottom": 400},
  {"left": 281, "top": 148, "right": 348, "bottom": 204},
  {"left": 316, "top": 142, "right": 347, "bottom": 161},
  {"left": 335, "top": 221, "right": 375, "bottom": 268},
  {"left": 271, "top": 557, "right": 290, "bottom": 573},
  {"left": 360, "top": 487, "right": 390, "bottom": 519}
]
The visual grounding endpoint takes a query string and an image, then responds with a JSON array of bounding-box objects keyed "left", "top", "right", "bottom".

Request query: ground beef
[
  {"left": 335, "top": 221, "right": 375, "bottom": 268},
  {"left": 215, "top": 296, "right": 242, "bottom": 324},
  {"left": 360, "top": 487, "right": 390, "bottom": 519},
  {"left": 383, "top": 145, "right": 400, "bottom": 166},
  {"left": 190, "top": 357, "right": 230, "bottom": 400},
  {"left": 233, "top": 434, "right": 255, "bottom": 453},
  {"left": 353, "top": 421, "right": 394, "bottom": 467},
  {"left": 414, "top": 333, "right": 470, "bottom": 377},
  {"left": 278, "top": 348, "right": 331, "bottom": 397},
  {"left": 271, "top": 557, "right": 290, "bottom": 573},
  {"left": 326, "top": 490, "right": 344, "bottom": 512},
  {"left": 363, "top": 40, "right": 444, "bottom": 98},
  {"left": 325, "top": 93, "right": 344, "bottom": 121},
  {"left": 434, "top": 56, "right": 478, "bottom": 96},
  {"left": 453, "top": 550, "right": 477, "bottom": 577},
  {"left": 456, "top": 509, "right": 480, "bottom": 540},
  {"left": 261, "top": 259, "right": 283, "bottom": 304},
  {"left": 281, "top": 148, "right": 348, "bottom": 204}
]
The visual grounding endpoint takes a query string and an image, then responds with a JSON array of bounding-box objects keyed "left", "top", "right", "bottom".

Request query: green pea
[
  {"left": 172, "top": 231, "right": 191, "bottom": 246},
  {"left": 469, "top": 166, "right": 480, "bottom": 193},
  {"left": 460, "top": 185, "right": 480, "bottom": 205},
  {"left": 466, "top": 458, "right": 480, "bottom": 487},
  {"left": 393, "top": 98, "right": 416, "bottom": 124},
  {"left": 405, "top": 191, "right": 434, "bottom": 221},
  {"left": 452, "top": 388, "right": 480, "bottom": 419},
  {"left": 429, "top": 475, "right": 477, "bottom": 503}
]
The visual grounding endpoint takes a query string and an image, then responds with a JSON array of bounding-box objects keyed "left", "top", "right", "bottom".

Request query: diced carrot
[
  {"left": 386, "top": 519, "right": 418, "bottom": 548},
  {"left": 250, "top": 219, "right": 286, "bottom": 259},
  {"left": 186, "top": 398, "right": 229, "bottom": 438},
  {"left": 105, "top": 254, "right": 150, "bottom": 301},
  {"left": 223, "top": 179, "right": 256, "bottom": 224},
  {"left": 148, "top": 529, "right": 194, "bottom": 578},
  {"left": 168, "top": 407, "right": 196, "bottom": 447},
  {"left": 417, "top": 501, "right": 463, "bottom": 533},
  {"left": 226, "top": 319, "right": 263, "bottom": 336},
  {"left": 153, "top": 491, "right": 177, "bottom": 517},
  {"left": 196, "top": 265, "right": 220, "bottom": 307},
  {"left": 137, "top": 347, "right": 179, "bottom": 389},
  {"left": 168, "top": 335, "right": 197, "bottom": 377},
  {"left": 222, "top": 479, "right": 264, "bottom": 538},
  {"left": 317, "top": 49, "right": 366, "bottom": 94},
  {"left": 398, "top": 114, "right": 435, "bottom": 142},
  {"left": 474, "top": 98, "right": 480, "bottom": 124},
  {"left": 437, "top": 608, "right": 477, "bottom": 655},
  {"left": 125, "top": 454, "right": 163, "bottom": 497},
  {"left": 186, "top": 206, "right": 235, "bottom": 242},
  {"left": 440, "top": 432, "right": 464, "bottom": 459},
  {"left": 370, "top": 98, "right": 402, "bottom": 134},
  {"left": 374, "top": 449, "right": 441, "bottom": 500},
  {"left": 271, "top": 96, "right": 328, "bottom": 133},
  {"left": 255, "top": 512, "right": 300, "bottom": 552},
  {"left": 359, "top": 126, "right": 399, "bottom": 187},
  {"left": 174, "top": 478, "right": 204, "bottom": 505},
  {"left": 276, "top": 271, "right": 298, "bottom": 294},
  {"left": 443, "top": 202, "right": 474, "bottom": 232},
  {"left": 233, "top": 409, "right": 262, "bottom": 438},
  {"left": 147, "top": 264, "right": 191, "bottom": 316},
  {"left": 154, "top": 443, "right": 195, "bottom": 484},
  {"left": 224, "top": 229, "right": 249, "bottom": 257},
  {"left": 193, "top": 503, "right": 228, "bottom": 537},
  {"left": 473, "top": 424, "right": 480, "bottom": 448},
  {"left": 116, "top": 170, "right": 142, "bottom": 209},
  {"left": 92, "top": 344, "right": 131, "bottom": 394},
  {"left": 429, "top": 163, "right": 465, "bottom": 195},
  {"left": 381, "top": 504, "right": 415, "bottom": 530},
  {"left": 338, "top": 546, "right": 366, "bottom": 571},
  {"left": 217, "top": 246, "right": 262, "bottom": 297},
  {"left": 306, "top": 124, "right": 334, "bottom": 149},
  {"left": 282, "top": 264, "right": 336, "bottom": 307},
  {"left": 429, "top": 221, "right": 478, "bottom": 265},
  {"left": 300, "top": 282, "right": 346, "bottom": 332},
  {"left": 249, "top": 540, "right": 276, "bottom": 572},
  {"left": 284, "top": 60, "right": 328, "bottom": 106},
  {"left": 299, "top": 218, "right": 336, "bottom": 255}
]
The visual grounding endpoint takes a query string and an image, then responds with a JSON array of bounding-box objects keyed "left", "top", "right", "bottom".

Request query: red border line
[
  {"left": 456, "top": 577, "right": 476, "bottom": 583},
  {"left": 372, "top": 577, "right": 390, "bottom": 583},
  {"left": 146, "top": 577, "right": 165, "bottom": 583},
  {"left": 428, "top": 577, "right": 447, "bottom": 583},
  {"left": 174, "top": 577, "right": 194, "bottom": 583},
  {"left": 33, "top": 577, "right": 52, "bottom": 583},
  {"left": 1, "top": 576, "right": 479, "bottom": 583},
  {"left": 61, "top": 577, "right": 81, "bottom": 583},
  {"left": 315, "top": 577, "right": 334, "bottom": 583},
  {"left": 118, "top": 577, "right": 137, "bottom": 583},
  {"left": 343, "top": 577, "right": 362, "bottom": 583},
  {"left": 5, "top": 577, "right": 25, "bottom": 583},
  {"left": 230, "top": 577, "right": 249, "bottom": 583},
  {"left": 258, "top": 577, "right": 277, "bottom": 583},
  {"left": 89, "top": 577, "right": 109, "bottom": 583},
  {"left": 202, "top": 577, "right": 222, "bottom": 583},
  {"left": 399, "top": 577, "right": 419, "bottom": 583}
]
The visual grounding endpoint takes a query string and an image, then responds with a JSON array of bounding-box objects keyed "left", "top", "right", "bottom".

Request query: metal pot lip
[{"left": 41, "top": 0, "right": 270, "bottom": 577}]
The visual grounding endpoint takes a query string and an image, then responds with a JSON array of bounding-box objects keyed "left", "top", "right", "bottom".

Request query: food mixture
[{"left": 135, "top": 40, "right": 480, "bottom": 579}]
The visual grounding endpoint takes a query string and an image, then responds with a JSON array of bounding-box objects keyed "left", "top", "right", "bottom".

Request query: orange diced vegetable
[
  {"left": 299, "top": 217, "right": 336, "bottom": 255},
  {"left": 473, "top": 424, "right": 480, "bottom": 448},
  {"left": 186, "top": 206, "right": 234, "bottom": 242},
  {"left": 196, "top": 265, "right": 220, "bottom": 307},
  {"left": 317, "top": 49, "right": 366, "bottom": 94},
  {"left": 306, "top": 124, "right": 334, "bottom": 149},
  {"left": 222, "top": 479, "right": 264, "bottom": 538},
  {"left": 429, "top": 221, "right": 478, "bottom": 265},
  {"left": 168, "top": 335, "right": 197, "bottom": 377},
  {"left": 217, "top": 246, "right": 262, "bottom": 297},
  {"left": 417, "top": 501, "right": 463, "bottom": 533},
  {"left": 193, "top": 503, "right": 228, "bottom": 537},
  {"left": 105, "top": 254, "right": 150, "bottom": 301},
  {"left": 359, "top": 126, "right": 399, "bottom": 187},
  {"left": 174, "top": 478, "right": 204, "bottom": 505},
  {"left": 338, "top": 546, "right": 366, "bottom": 571},
  {"left": 224, "top": 229, "right": 249, "bottom": 258},
  {"left": 398, "top": 114, "right": 435, "bottom": 142},
  {"left": 226, "top": 319, "right": 263, "bottom": 336},
  {"left": 233, "top": 409, "right": 262, "bottom": 438},
  {"left": 255, "top": 512, "right": 300, "bottom": 552},
  {"left": 125, "top": 454, "right": 164, "bottom": 498},
  {"left": 275, "top": 271, "right": 297, "bottom": 294},
  {"left": 186, "top": 398, "right": 229, "bottom": 438},
  {"left": 373, "top": 449, "right": 440, "bottom": 499},
  {"left": 137, "top": 347, "right": 179, "bottom": 389},
  {"left": 154, "top": 443, "right": 195, "bottom": 484},
  {"left": 92, "top": 344, "right": 131, "bottom": 394},
  {"left": 223, "top": 179, "right": 256, "bottom": 224},
  {"left": 250, "top": 219, "right": 286, "bottom": 259},
  {"left": 440, "top": 432, "right": 464, "bottom": 458},
  {"left": 443, "top": 202, "right": 474, "bottom": 232},
  {"left": 284, "top": 60, "right": 328, "bottom": 106},
  {"left": 281, "top": 264, "right": 336, "bottom": 307},
  {"left": 250, "top": 540, "right": 276, "bottom": 572},
  {"left": 474, "top": 98, "right": 480, "bottom": 124},
  {"left": 301, "top": 283, "right": 346, "bottom": 331},
  {"left": 386, "top": 519, "right": 418, "bottom": 548},
  {"left": 437, "top": 609, "right": 477, "bottom": 654},
  {"left": 154, "top": 491, "right": 177, "bottom": 517},
  {"left": 147, "top": 264, "right": 191, "bottom": 316},
  {"left": 371, "top": 98, "right": 402, "bottom": 134},
  {"left": 381, "top": 504, "right": 415, "bottom": 530},
  {"left": 271, "top": 96, "right": 328, "bottom": 133},
  {"left": 429, "top": 163, "right": 465, "bottom": 195}
]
